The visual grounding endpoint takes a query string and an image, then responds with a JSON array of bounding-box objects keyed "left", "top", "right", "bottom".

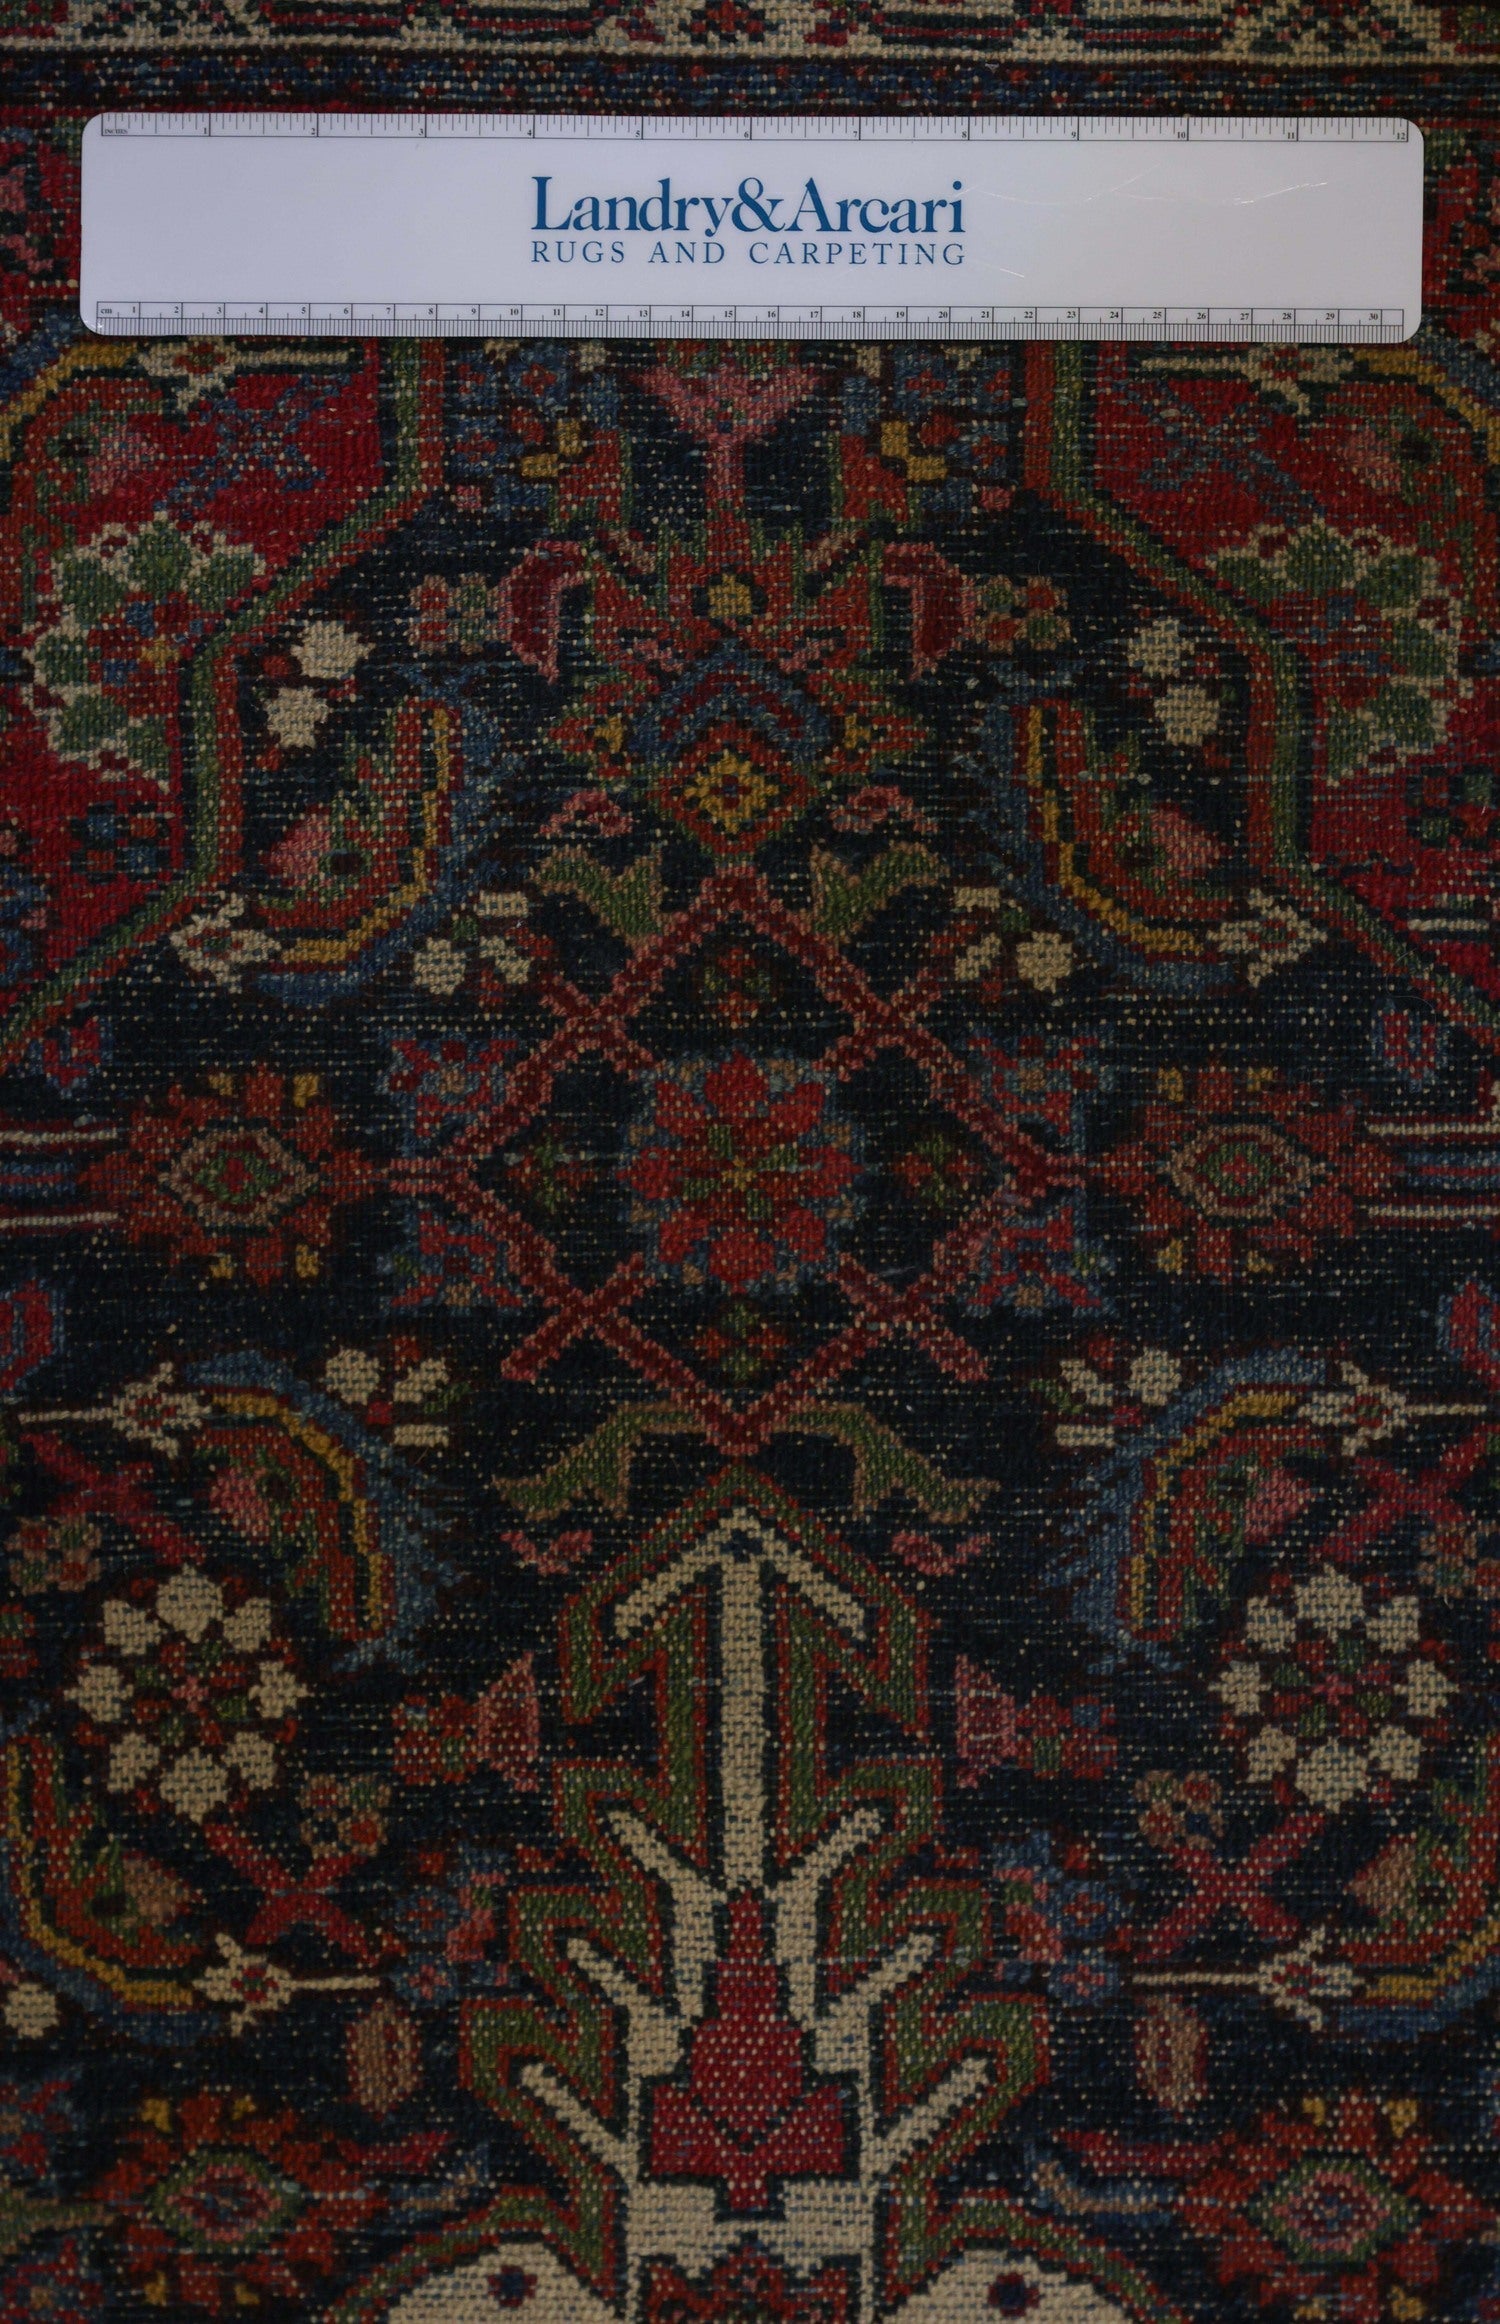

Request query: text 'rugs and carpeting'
[{"left": 14, "top": 11, "right": 1500, "bottom": 2324}]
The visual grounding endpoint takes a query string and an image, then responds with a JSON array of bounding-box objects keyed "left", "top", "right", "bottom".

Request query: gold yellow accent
[
  {"left": 209, "top": 1389, "right": 394, "bottom": 1634},
  {"left": 282, "top": 706, "right": 456, "bottom": 969},
  {"left": 0, "top": 342, "right": 137, "bottom": 465},
  {"left": 1023, "top": 704, "right": 1203, "bottom": 957},
  {"left": 877, "top": 417, "right": 944, "bottom": 482},
  {"left": 682, "top": 750, "right": 778, "bottom": 836},
  {"left": 706, "top": 574, "right": 754, "bottom": 624},
  {"left": 1369, "top": 345, "right": 1500, "bottom": 473},
  {"left": 1126, "top": 1387, "right": 1301, "bottom": 1633},
  {"left": 0, "top": 1744, "right": 198, "bottom": 2012}
]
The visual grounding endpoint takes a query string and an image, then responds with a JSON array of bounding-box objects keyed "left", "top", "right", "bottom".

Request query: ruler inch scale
[
  {"left": 93, "top": 112, "right": 1416, "bottom": 139},
  {"left": 81, "top": 112, "right": 1424, "bottom": 344}
]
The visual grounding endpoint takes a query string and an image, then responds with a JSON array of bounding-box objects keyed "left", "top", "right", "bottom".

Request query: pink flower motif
[
  {"left": 264, "top": 807, "right": 333, "bottom": 888},
  {"left": 891, "top": 1529, "right": 989, "bottom": 1578},
  {"left": 208, "top": 1467, "right": 274, "bottom": 1544}
]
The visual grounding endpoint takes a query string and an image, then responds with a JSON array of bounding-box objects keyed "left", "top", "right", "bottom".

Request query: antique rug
[{"left": 8, "top": 17, "right": 1500, "bottom": 2324}]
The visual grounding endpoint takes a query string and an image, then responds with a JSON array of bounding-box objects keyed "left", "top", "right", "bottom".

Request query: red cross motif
[{"left": 1140, "top": 1812, "right": 1325, "bottom": 1963}]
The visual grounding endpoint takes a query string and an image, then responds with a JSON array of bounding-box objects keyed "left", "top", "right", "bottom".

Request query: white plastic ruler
[{"left": 80, "top": 113, "right": 1423, "bottom": 343}]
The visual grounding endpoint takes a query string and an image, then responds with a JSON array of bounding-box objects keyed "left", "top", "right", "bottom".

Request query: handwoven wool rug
[{"left": 7, "top": 13, "right": 1500, "bottom": 2324}]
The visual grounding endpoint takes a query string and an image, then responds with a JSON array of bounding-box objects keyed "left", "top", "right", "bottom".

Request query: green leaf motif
[
  {"left": 810, "top": 843, "right": 944, "bottom": 940},
  {"left": 537, "top": 847, "right": 666, "bottom": 946}
]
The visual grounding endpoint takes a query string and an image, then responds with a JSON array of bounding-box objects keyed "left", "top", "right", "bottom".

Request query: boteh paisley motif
[{"left": 8, "top": 57, "right": 1500, "bottom": 2324}]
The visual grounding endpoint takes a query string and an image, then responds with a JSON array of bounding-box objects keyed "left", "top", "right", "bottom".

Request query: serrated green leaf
[
  {"left": 811, "top": 843, "right": 943, "bottom": 941},
  {"left": 537, "top": 847, "right": 665, "bottom": 946},
  {"left": 787, "top": 1400, "right": 988, "bottom": 1520}
]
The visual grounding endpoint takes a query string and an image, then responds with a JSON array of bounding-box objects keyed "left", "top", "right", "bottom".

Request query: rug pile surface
[{"left": 5, "top": 12, "right": 1500, "bottom": 2323}]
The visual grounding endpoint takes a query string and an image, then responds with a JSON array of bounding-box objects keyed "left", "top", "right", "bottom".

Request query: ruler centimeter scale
[
  {"left": 91, "top": 113, "right": 1417, "bottom": 138},
  {"left": 92, "top": 306, "right": 1409, "bottom": 342},
  {"left": 81, "top": 112, "right": 1424, "bottom": 344}
]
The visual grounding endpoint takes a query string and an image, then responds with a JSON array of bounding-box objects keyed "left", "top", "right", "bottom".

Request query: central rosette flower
[
  {"left": 1212, "top": 1566, "right": 1453, "bottom": 1814},
  {"left": 622, "top": 1050, "right": 859, "bottom": 1292},
  {"left": 66, "top": 1567, "right": 307, "bottom": 1826}
]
